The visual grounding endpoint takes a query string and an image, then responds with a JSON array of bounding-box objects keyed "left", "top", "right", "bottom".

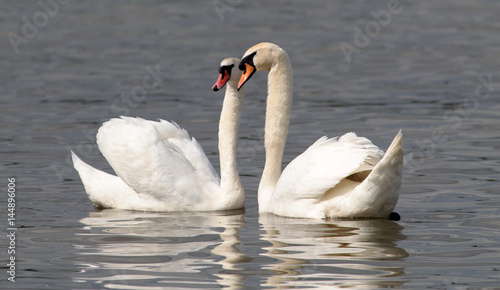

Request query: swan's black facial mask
[
  {"left": 238, "top": 52, "right": 256, "bottom": 71},
  {"left": 237, "top": 52, "right": 257, "bottom": 90},
  {"left": 213, "top": 64, "right": 234, "bottom": 91}
]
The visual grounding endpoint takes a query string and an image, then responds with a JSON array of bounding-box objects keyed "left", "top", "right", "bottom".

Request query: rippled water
[{"left": 2, "top": 0, "right": 500, "bottom": 289}]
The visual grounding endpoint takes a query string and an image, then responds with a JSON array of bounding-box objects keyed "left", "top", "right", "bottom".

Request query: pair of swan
[{"left": 73, "top": 42, "right": 403, "bottom": 219}]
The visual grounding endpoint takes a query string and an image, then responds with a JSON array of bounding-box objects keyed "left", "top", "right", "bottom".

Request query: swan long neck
[
  {"left": 259, "top": 52, "right": 293, "bottom": 208},
  {"left": 218, "top": 81, "right": 244, "bottom": 201}
]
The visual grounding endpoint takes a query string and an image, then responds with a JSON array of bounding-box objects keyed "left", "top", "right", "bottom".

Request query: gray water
[{"left": 1, "top": 0, "right": 500, "bottom": 289}]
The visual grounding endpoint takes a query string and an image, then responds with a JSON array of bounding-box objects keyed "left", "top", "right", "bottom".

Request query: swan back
[{"left": 269, "top": 133, "right": 383, "bottom": 210}]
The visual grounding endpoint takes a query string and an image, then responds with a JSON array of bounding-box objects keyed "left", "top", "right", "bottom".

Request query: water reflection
[
  {"left": 259, "top": 214, "right": 409, "bottom": 288},
  {"left": 73, "top": 209, "right": 247, "bottom": 289}
]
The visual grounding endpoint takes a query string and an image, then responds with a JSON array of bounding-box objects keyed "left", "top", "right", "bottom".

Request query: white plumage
[
  {"left": 72, "top": 58, "right": 245, "bottom": 212},
  {"left": 237, "top": 43, "right": 403, "bottom": 219},
  {"left": 271, "top": 131, "right": 402, "bottom": 219}
]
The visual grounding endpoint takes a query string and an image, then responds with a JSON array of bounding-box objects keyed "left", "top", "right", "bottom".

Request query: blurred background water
[{"left": 1, "top": 0, "right": 500, "bottom": 289}]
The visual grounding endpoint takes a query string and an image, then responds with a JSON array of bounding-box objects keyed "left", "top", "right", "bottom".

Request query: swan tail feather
[
  {"left": 351, "top": 130, "right": 403, "bottom": 217},
  {"left": 71, "top": 151, "right": 146, "bottom": 209}
]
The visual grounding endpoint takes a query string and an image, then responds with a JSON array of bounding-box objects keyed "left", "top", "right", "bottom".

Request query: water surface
[{"left": 1, "top": 0, "right": 500, "bottom": 288}]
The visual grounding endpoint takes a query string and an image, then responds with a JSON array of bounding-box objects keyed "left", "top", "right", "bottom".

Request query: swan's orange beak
[
  {"left": 212, "top": 71, "right": 230, "bottom": 91},
  {"left": 237, "top": 63, "right": 256, "bottom": 90}
]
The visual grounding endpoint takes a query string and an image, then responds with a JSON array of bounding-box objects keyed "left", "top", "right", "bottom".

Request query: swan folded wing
[
  {"left": 152, "top": 119, "right": 219, "bottom": 183},
  {"left": 273, "top": 132, "right": 384, "bottom": 202},
  {"left": 97, "top": 117, "right": 217, "bottom": 205}
]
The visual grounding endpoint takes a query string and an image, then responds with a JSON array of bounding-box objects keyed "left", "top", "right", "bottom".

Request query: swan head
[
  {"left": 213, "top": 57, "right": 241, "bottom": 91},
  {"left": 237, "top": 42, "right": 287, "bottom": 90}
]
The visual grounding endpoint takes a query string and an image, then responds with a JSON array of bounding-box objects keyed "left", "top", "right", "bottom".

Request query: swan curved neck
[
  {"left": 218, "top": 83, "right": 244, "bottom": 199},
  {"left": 259, "top": 52, "right": 293, "bottom": 208}
]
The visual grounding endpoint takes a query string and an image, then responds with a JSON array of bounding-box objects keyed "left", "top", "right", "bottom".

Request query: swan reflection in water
[
  {"left": 74, "top": 209, "right": 408, "bottom": 289},
  {"left": 259, "top": 214, "right": 409, "bottom": 288},
  {"left": 74, "top": 209, "right": 248, "bottom": 289}
]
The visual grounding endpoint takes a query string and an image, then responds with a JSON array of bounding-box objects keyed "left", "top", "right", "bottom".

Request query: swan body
[
  {"left": 72, "top": 58, "right": 245, "bottom": 211},
  {"left": 237, "top": 42, "right": 403, "bottom": 219}
]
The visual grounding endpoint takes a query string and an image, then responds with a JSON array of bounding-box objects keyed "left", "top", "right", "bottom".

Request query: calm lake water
[{"left": 2, "top": 0, "right": 500, "bottom": 289}]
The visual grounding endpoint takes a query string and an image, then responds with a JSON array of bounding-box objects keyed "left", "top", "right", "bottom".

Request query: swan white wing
[
  {"left": 152, "top": 119, "right": 219, "bottom": 181},
  {"left": 96, "top": 117, "right": 218, "bottom": 205},
  {"left": 273, "top": 132, "right": 384, "bottom": 202}
]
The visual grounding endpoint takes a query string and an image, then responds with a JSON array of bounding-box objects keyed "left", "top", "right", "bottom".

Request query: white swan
[
  {"left": 72, "top": 58, "right": 245, "bottom": 211},
  {"left": 237, "top": 42, "right": 403, "bottom": 219}
]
